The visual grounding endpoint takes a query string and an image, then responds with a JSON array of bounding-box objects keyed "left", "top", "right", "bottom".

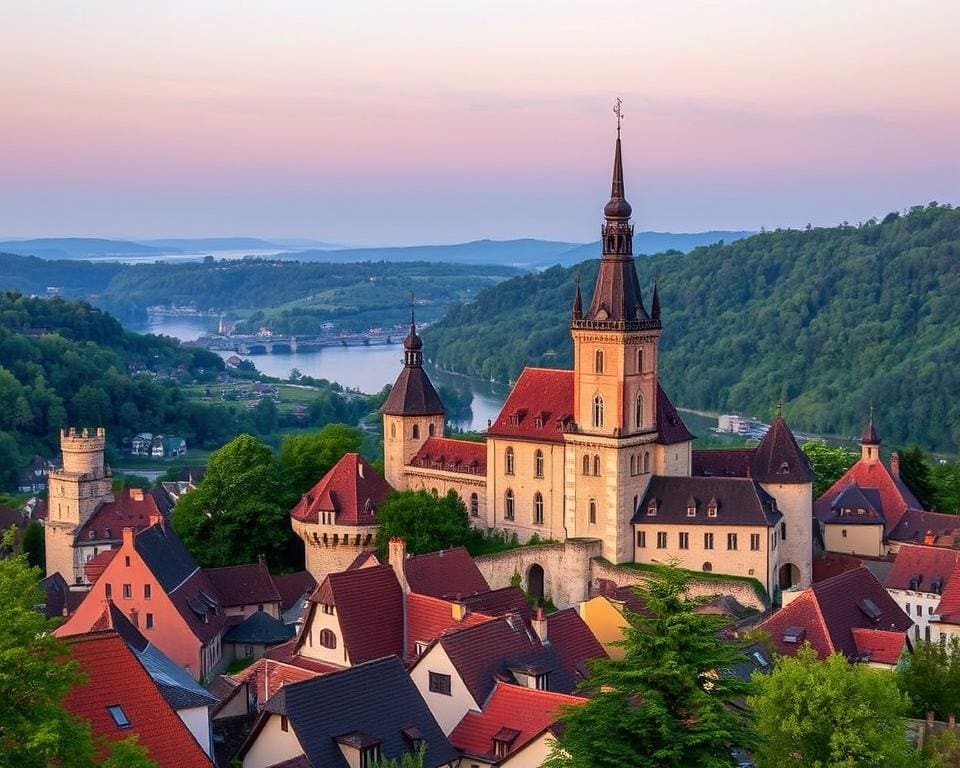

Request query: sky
[{"left": 1, "top": 1, "right": 958, "bottom": 245}]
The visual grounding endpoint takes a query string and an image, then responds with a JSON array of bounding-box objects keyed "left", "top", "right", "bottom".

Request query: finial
[
  {"left": 651, "top": 279, "right": 661, "bottom": 320},
  {"left": 410, "top": 291, "right": 416, "bottom": 328},
  {"left": 776, "top": 400, "right": 784, "bottom": 419},
  {"left": 613, "top": 97, "right": 623, "bottom": 139},
  {"left": 572, "top": 274, "right": 583, "bottom": 320}
]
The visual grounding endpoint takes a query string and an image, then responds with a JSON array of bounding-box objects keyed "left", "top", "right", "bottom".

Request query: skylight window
[{"left": 107, "top": 705, "right": 131, "bottom": 728}]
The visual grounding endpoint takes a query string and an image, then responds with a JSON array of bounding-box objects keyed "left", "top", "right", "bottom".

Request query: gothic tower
[
  {"left": 565, "top": 127, "right": 664, "bottom": 564},
  {"left": 380, "top": 308, "right": 446, "bottom": 489},
  {"left": 45, "top": 427, "right": 113, "bottom": 583}
]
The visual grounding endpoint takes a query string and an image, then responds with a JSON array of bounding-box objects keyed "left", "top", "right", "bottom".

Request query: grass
[
  {"left": 225, "top": 657, "right": 255, "bottom": 675},
  {"left": 605, "top": 559, "right": 769, "bottom": 605}
]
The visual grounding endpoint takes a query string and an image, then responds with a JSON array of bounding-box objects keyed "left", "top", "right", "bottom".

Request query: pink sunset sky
[{"left": 1, "top": 1, "right": 958, "bottom": 245}]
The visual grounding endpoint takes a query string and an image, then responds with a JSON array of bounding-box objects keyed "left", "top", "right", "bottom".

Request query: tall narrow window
[
  {"left": 636, "top": 530, "right": 646, "bottom": 548},
  {"left": 679, "top": 532, "right": 689, "bottom": 550},
  {"left": 630, "top": 455, "right": 636, "bottom": 475},
  {"left": 704, "top": 532, "right": 714, "bottom": 550},
  {"left": 582, "top": 455, "right": 590, "bottom": 475},
  {"left": 593, "top": 394, "right": 604, "bottom": 429},
  {"left": 635, "top": 393, "right": 643, "bottom": 429},
  {"left": 505, "top": 447, "right": 515, "bottom": 475},
  {"left": 643, "top": 452, "right": 650, "bottom": 473},
  {"left": 534, "top": 493, "right": 544, "bottom": 525},
  {"left": 534, "top": 449, "right": 544, "bottom": 479},
  {"left": 390, "top": 423, "right": 396, "bottom": 438},
  {"left": 656, "top": 531, "right": 668, "bottom": 549},
  {"left": 727, "top": 533, "right": 738, "bottom": 551},
  {"left": 589, "top": 499, "right": 597, "bottom": 524},
  {"left": 470, "top": 493, "right": 479, "bottom": 517},
  {"left": 638, "top": 348, "right": 644, "bottom": 373},
  {"left": 504, "top": 489, "right": 515, "bottom": 520},
  {"left": 428, "top": 422, "right": 435, "bottom": 437},
  {"left": 412, "top": 424, "right": 420, "bottom": 439},
  {"left": 595, "top": 349, "right": 604, "bottom": 374},
  {"left": 593, "top": 455, "right": 601, "bottom": 476}
]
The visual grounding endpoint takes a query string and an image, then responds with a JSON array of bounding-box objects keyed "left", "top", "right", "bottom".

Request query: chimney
[
  {"left": 258, "top": 553, "right": 266, "bottom": 566},
  {"left": 388, "top": 538, "right": 409, "bottom": 594},
  {"left": 122, "top": 526, "right": 135, "bottom": 548},
  {"left": 532, "top": 607, "right": 548, "bottom": 643},
  {"left": 925, "top": 530, "right": 936, "bottom": 546},
  {"left": 891, "top": 452, "right": 901, "bottom": 478},
  {"left": 148, "top": 513, "right": 164, "bottom": 530},
  {"left": 451, "top": 601, "right": 468, "bottom": 622},
  {"left": 129, "top": 487, "right": 144, "bottom": 502},
  {"left": 129, "top": 608, "right": 139, "bottom": 628}
]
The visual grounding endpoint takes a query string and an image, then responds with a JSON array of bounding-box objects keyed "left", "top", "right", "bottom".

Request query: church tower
[
  {"left": 565, "top": 118, "right": 665, "bottom": 564},
  {"left": 380, "top": 307, "right": 446, "bottom": 489},
  {"left": 859, "top": 409, "right": 881, "bottom": 464},
  {"left": 45, "top": 427, "right": 113, "bottom": 583}
]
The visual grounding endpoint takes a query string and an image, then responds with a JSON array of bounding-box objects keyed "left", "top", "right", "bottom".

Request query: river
[{"left": 132, "top": 314, "right": 507, "bottom": 432}]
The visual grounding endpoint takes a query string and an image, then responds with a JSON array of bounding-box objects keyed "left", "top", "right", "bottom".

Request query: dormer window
[
  {"left": 646, "top": 500, "right": 658, "bottom": 517},
  {"left": 707, "top": 498, "right": 718, "bottom": 518},
  {"left": 492, "top": 727, "right": 522, "bottom": 759},
  {"left": 401, "top": 726, "right": 424, "bottom": 754},
  {"left": 687, "top": 497, "right": 697, "bottom": 517}
]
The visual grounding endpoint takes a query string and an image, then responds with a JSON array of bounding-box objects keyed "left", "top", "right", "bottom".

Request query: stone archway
[
  {"left": 779, "top": 562, "right": 801, "bottom": 590},
  {"left": 527, "top": 564, "right": 545, "bottom": 603}
]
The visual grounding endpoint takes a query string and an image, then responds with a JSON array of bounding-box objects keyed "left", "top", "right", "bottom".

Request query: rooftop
[{"left": 290, "top": 453, "right": 392, "bottom": 526}]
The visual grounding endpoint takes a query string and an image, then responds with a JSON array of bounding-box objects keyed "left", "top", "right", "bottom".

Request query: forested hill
[{"left": 425, "top": 204, "right": 960, "bottom": 452}]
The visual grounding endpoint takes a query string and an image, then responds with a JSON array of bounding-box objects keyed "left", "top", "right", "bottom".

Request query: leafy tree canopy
[
  {"left": 374, "top": 490, "right": 474, "bottom": 557},
  {"left": 801, "top": 441, "right": 859, "bottom": 498},
  {"left": 896, "top": 637, "right": 960, "bottom": 721},
  {"left": 750, "top": 645, "right": 919, "bottom": 768},
  {"left": 545, "top": 564, "right": 759, "bottom": 768},
  {"left": 278, "top": 424, "right": 364, "bottom": 498}
]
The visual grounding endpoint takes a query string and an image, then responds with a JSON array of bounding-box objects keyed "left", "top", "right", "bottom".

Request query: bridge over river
[{"left": 186, "top": 333, "right": 403, "bottom": 355}]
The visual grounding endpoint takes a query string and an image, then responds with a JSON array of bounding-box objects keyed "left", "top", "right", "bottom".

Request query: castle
[
  {"left": 45, "top": 427, "right": 162, "bottom": 585},
  {"left": 294, "top": 129, "right": 815, "bottom": 603}
]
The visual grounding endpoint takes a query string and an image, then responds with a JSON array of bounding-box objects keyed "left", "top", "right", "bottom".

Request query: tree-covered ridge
[{"left": 426, "top": 204, "right": 960, "bottom": 452}]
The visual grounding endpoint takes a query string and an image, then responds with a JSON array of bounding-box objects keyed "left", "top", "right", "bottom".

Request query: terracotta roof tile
[
  {"left": 463, "top": 587, "right": 532, "bottom": 623},
  {"left": 760, "top": 567, "right": 912, "bottom": 660},
  {"left": 273, "top": 571, "right": 318, "bottom": 611},
  {"left": 851, "top": 627, "right": 907, "bottom": 665},
  {"left": 813, "top": 553, "right": 865, "bottom": 583},
  {"left": 406, "top": 593, "right": 493, "bottom": 660},
  {"left": 63, "top": 632, "right": 213, "bottom": 767},
  {"left": 487, "top": 368, "right": 574, "bottom": 444},
  {"left": 290, "top": 453, "right": 392, "bottom": 526},
  {"left": 83, "top": 549, "right": 117, "bottom": 584},
  {"left": 934, "top": 563, "right": 960, "bottom": 623},
  {"left": 404, "top": 547, "right": 490, "bottom": 599},
  {"left": 204, "top": 561, "right": 281, "bottom": 607},
  {"left": 885, "top": 544, "right": 960, "bottom": 593},
  {"left": 815, "top": 457, "right": 922, "bottom": 534},
  {"left": 408, "top": 437, "right": 487, "bottom": 475},
  {"left": 450, "top": 683, "right": 584, "bottom": 762},
  {"left": 544, "top": 608, "right": 607, "bottom": 680},
  {"left": 74, "top": 488, "right": 160, "bottom": 543},
  {"left": 214, "top": 658, "right": 318, "bottom": 715}
]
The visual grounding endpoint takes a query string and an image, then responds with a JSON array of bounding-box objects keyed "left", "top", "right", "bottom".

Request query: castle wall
[
  {"left": 823, "top": 522, "right": 884, "bottom": 558},
  {"left": 401, "top": 468, "right": 488, "bottom": 527},
  {"left": 294, "top": 521, "right": 377, "bottom": 586},
  {"left": 485, "top": 438, "right": 565, "bottom": 542},
  {"left": 760, "top": 481, "right": 813, "bottom": 588},
  {"left": 383, "top": 414, "right": 444, "bottom": 489}
]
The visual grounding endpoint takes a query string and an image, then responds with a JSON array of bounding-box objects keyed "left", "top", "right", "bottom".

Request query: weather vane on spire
[
  {"left": 613, "top": 97, "right": 623, "bottom": 137},
  {"left": 410, "top": 291, "right": 416, "bottom": 326}
]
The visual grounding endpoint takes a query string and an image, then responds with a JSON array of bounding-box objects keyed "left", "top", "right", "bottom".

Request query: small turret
[
  {"left": 859, "top": 409, "right": 880, "bottom": 464},
  {"left": 571, "top": 275, "right": 583, "bottom": 321},
  {"left": 651, "top": 281, "right": 660, "bottom": 321}
]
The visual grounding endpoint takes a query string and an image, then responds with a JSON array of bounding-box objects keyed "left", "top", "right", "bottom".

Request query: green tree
[
  {"left": 899, "top": 445, "right": 937, "bottom": 509},
  {"left": 930, "top": 461, "right": 960, "bottom": 514},
  {"left": 98, "top": 735, "right": 158, "bottom": 768},
  {"left": 278, "top": 424, "right": 363, "bottom": 498},
  {"left": 21, "top": 520, "right": 44, "bottom": 570},
  {"left": 801, "top": 441, "right": 858, "bottom": 497},
  {"left": 251, "top": 397, "right": 279, "bottom": 435},
  {"left": 375, "top": 490, "right": 474, "bottom": 556},
  {"left": 923, "top": 727, "right": 960, "bottom": 768},
  {"left": 750, "top": 645, "right": 919, "bottom": 768},
  {"left": 371, "top": 743, "right": 425, "bottom": 768},
  {"left": 896, "top": 637, "right": 960, "bottom": 720},
  {"left": 545, "top": 565, "right": 759, "bottom": 768},
  {"left": 172, "top": 434, "right": 294, "bottom": 568}
]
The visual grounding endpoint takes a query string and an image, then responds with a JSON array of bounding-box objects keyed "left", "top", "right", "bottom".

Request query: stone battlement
[{"left": 59, "top": 427, "right": 106, "bottom": 475}]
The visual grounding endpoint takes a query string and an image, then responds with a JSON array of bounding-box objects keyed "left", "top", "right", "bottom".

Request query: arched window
[
  {"left": 412, "top": 424, "right": 420, "bottom": 440},
  {"left": 593, "top": 394, "right": 604, "bottom": 429},
  {"left": 595, "top": 349, "right": 604, "bottom": 374},
  {"left": 505, "top": 447, "right": 515, "bottom": 476},
  {"left": 319, "top": 629, "right": 337, "bottom": 649},
  {"left": 533, "top": 492, "right": 544, "bottom": 525},
  {"left": 593, "top": 455, "right": 601, "bottom": 476},
  {"left": 431, "top": 487, "right": 438, "bottom": 497},
  {"left": 428, "top": 422, "right": 435, "bottom": 437},
  {"left": 504, "top": 489, "right": 515, "bottom": 520},
  {"left": 643, "top": 451, "right": 650, "bottom": 473},
  {"left": 702, "top": 562, "right": 713, "bottom": 573},
  {"left": 589, "top": 499, "right": 597, "bottom": 524},
  {"left": 470, "top": 493, "right": 479, "bottom": 517},
  {"left": 390, "top": 422, "right": 396, "bottom": 439},
  {"left": 635, "top": 393, "right": 643, "bottom": 429},
  {"left": 638, "top": 348, "right": 644, "bottom": 373},
  {"left": 582, "top": 455, "right": 590, "bottom": 475},
  {"left": 534, "top": 449, "right": 544, "bottom": 479}
]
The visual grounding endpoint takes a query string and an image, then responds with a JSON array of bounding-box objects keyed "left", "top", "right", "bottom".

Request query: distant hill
[
  {"left": 424, "top": 205, "right": 960, "bottom": 452},
  {"left": 553, "top": 230, "right": 754, "bottom": 266},
  {"left": 137, "top": 237, "right": 288, "bottom": 252},
  {"left": 0, "top": 253, "right": 122, "bottom": 295},
  {"left": 0, "top": 238, "right": 165, "bottom": 259}
]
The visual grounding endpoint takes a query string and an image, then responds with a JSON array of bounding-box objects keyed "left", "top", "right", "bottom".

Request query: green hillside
[{"left": 425, "top": 204, "right": 960, "bottom": 452}]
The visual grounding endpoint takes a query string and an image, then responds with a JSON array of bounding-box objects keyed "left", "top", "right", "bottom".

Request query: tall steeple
[
  {"left": 859, "top": 408, "right": 880, "bottom": 464},
  {"left": 403, "top": 293, "right": 424, "bottom": 367},
  {"left": 380, "top": 294, "right": 444, "bottom": 417},
  {"left": 574, "top": 106, "right": 656, "bottom": 331}
]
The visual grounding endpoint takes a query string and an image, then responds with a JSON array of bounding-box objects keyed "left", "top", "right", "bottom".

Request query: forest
[{"left": 425, "top": 204, "right": 960, "bottom": 452}]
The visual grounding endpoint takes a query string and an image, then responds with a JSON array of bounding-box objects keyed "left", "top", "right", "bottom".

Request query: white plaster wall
[
  {"left": 409, "top": 646, "right": 478, "bottom": 735},
  {"left": 242, "top": 713, "right": 304, "bottom": 768},
  {"left": 177, "top": 706, "right": 213, "bottom": 759}
]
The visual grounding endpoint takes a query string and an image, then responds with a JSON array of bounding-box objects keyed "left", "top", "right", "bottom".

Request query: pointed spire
[
  {"left": 604, "top": 134, "right": 632, "bottom": 221},
  {"left": 860, "top": 407, "right": 880, "bottom": 445},
  {"left": 403, "top": 291, "right": 423, "bottom": 365},
  {"left": 776, "top": 400, "right": 784, "bottom": 419},
  {"left": 571, "top": 274, "right": 583, "bottom": 320},
  {"left": 651, "top": 280, "right": 660, "bottom": 320}
]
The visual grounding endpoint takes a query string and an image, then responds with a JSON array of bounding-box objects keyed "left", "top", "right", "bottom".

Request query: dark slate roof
[
  {"left": 544, "top": 608, "right": 607, "bottom": 682},
  {"left": 751, "top": 416, "right": 814, "bottom": 484},
  {"left": 245, "top": 657, "right": 458, "bottom": 768},
  {"left": 273, "top": 571, "right": 318, "bottom": 612},
  {"left": 889, "top": 509, "right": 960, "bottom": 547},
  {"left": 692, "top": 448, "right": 757, "bottom": 478},
  {"left": 633, "top": 476, "right": 781, "bottom": 527},
  {"left": 380, "top": 366, "right": 445, "bottom": 416},
  {"left": 150, "top": 486, "right": 174, "bottom": 517},
  {"left": 223, "top": 610, "right": 296, "bottom": 645},
  {"left": 404, "top": 547, "right": 490, "bottom": 599},
  {"left": 655, "top": 384, "right": 695, "bottom": 445},
  {"left": 818, "top": 483, "right": 884, "bottom": 525},
  {"left": 37, "top": 572, "right": 85, "bottom": 619},
  {"left": 134, "top": 522, "right": 199, "bottom": 593},
  {"left": 463, "top": 586, "right": 531, "bottom": 623},
  {"left": 204, "top": 561, "right": 282, "bottom": 607}
]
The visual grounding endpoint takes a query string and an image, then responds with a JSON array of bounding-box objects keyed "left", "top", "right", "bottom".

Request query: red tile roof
[
  {"left": 885, "top": 544, "right": 960, "bottom": 593},
  {"left": 63, "top": 632, "right": 213, "bottom": 768},
  {"left": 815, "top": 457, "right": 922, "bottom": 534},
  {"left": 272, "top": 571, "right": 317, "bottom": 611},
  {"left": 406, "top": 593, "right": 493, "bottom": 660},
  {"left": 214, "top": 658, "right": 318, "bottom": 715},
  {"left": 449, "top": 683, "right": 584, "bottom": 762},
  {"left": 408, "top": 437, "right": 487, "bottom": 475},
  {"left": 463, "top": 586, "right": 532, "bottom": 623},
  {"left": 888, "top": 508, "right": 960, "bottom": 547},
  {"left": 204, "top": 560, "right": 281, "bottom": 608},
  {"left": 346, "top": 550, "right": 380, "bottom": 570},
  {"left": 655, "top": 383, "right": 696, "bottom": 445},
  {"left": 304, "top": 565, "right": 403, "bottom": 664},
  {"left": 290, "top": 453, "right": 392, "bottom": 526},
  {"left": 760, "top": 567, "right": 912, "bottom": 660},
  {"left": 934, "top": 563, "right": 960, "bottom": 624},
  {"left": 83, "top": 548, "right": 117, "bottom": 584},
  {"left": 813, "top": 552, "right": 865, "bottom": 583},
  {"left": 544, "top": 608, "right": 608, "bottom": 680},
  {"left": 404, "top": 547, "right": 490, "bottom": 599},
  {"left": 487, "top": 368, "right": 574, "bottom": 443},
  {"left": 75, "top": 488, "right": 161, "bottom": 542},
  {"left": 851, "top": 628, "right": 907, "bottom": 665}
]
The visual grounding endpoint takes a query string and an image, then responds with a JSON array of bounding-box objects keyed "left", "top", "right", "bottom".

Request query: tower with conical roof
[
  {"left": 860, "top": 408, "right": 881, "bottom": 464},
  {"left": 380, "top": 301, "right": 446, "bottom": 488}
]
